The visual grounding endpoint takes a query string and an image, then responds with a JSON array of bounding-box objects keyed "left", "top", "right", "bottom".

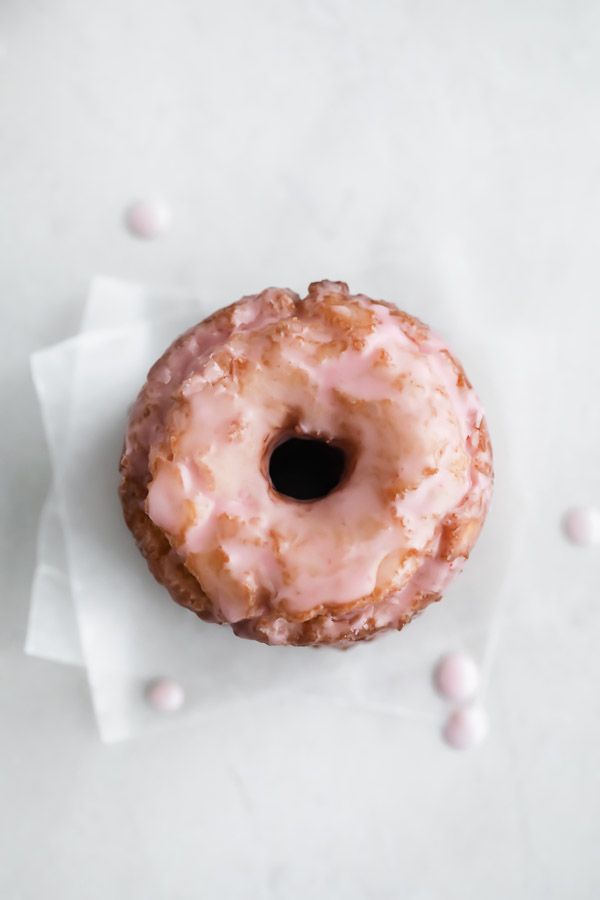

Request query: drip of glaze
[
  {"left": 562, "top": 507, "right": 600, "bottom": 546},
  {"left": 434, "top": 652, "right": 480, "bottom": 703},
  {"left": 269, "top": 436, "right": 346, "bottom": 502},
  {"left": 443, "top": 705, "right": 489, "bottom": 750},
  {"left": 145, "top": 678, "right": 185, "bottom": 712},
  {"left": 125, "top": 199, "right": 172, "bottom": 239}
]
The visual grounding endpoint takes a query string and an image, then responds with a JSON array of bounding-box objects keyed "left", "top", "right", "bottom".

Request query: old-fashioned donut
[{"left": 119, "top": 280, "right": 493, "bottom": 647}]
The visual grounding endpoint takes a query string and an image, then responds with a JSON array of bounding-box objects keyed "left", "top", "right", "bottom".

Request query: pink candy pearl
[
  {"left": 146, "top": 678, "right": 185, "bottom": 712},
  {"left": 125, "top": 199, "right": 172, "bottom": 239},
  {"left": 434, "top": 652, "right": 479, "bottom": 703},
  {"left": 443, "top": 705, "right": 489, "bottom": 750},
  {"left": 562, "top": 507, "right": 600, "bottom": 546}
]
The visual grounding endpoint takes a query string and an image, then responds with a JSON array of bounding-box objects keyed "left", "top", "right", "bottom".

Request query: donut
[{"left": 119, "top": 280, "right": 493, "bottom": 648}]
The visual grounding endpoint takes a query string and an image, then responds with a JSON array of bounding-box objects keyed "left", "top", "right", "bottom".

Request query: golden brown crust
[{"left": 230, "top": 589, "right": 444, "bottom": 648}]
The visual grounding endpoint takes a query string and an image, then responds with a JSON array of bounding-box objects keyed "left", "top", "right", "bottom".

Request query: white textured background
[{"left": 1, "top": 2, "right": 600, "bottom": 898}]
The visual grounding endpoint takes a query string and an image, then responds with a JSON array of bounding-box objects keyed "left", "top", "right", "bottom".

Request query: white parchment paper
[{"left": 28, "top": 277, "right": 530, "bottom": 742}]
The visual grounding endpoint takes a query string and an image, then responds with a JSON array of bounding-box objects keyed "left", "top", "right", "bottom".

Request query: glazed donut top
[{"left": 134, "top": 280, "right": 492, "bottom": 628}]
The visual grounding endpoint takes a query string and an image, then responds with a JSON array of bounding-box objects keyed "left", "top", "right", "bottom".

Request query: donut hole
[{"left": 268, "top": 436, "right": 347, "bottom": 502}]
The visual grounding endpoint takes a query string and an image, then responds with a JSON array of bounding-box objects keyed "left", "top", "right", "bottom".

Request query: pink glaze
[
  {"left": 125, "top": 281, "right": 493, "bottom": 645},
  {"left": 245, "top": 554, "right": 467, "bottom": 646}
]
